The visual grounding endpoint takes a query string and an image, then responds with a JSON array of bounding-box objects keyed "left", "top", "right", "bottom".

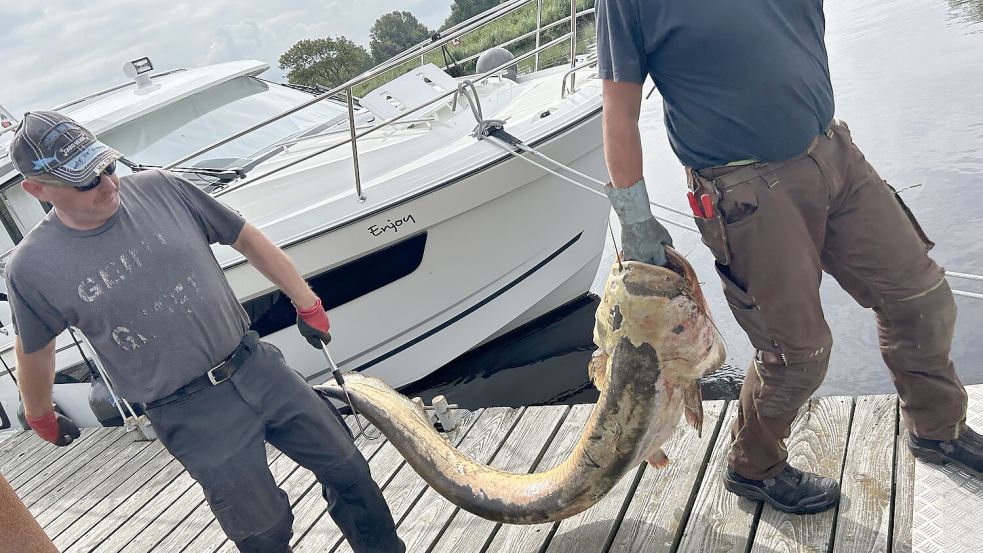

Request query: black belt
[{"left": 145, "top": 331, "right": 259, "bottom": 410}]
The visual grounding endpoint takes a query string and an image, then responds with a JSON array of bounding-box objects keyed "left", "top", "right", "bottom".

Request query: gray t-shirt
[
  {"left": 596, "top": 0, "right": 835, "bottom": 169},
  {"left": 5, "top": 169, "right": 248, "bottom": 402}
]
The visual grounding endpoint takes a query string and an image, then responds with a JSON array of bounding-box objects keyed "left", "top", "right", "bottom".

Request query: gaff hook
[{"left": 317, "top": 343, "right": 382, "bottom": 441}]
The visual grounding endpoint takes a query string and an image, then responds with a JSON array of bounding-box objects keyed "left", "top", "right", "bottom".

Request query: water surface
[{"left": 412, "top": 0, "right": 983, "bottom": 407}]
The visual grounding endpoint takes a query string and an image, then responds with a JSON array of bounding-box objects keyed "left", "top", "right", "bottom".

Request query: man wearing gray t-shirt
[
  {"left": 5, "top": 111, "right": 404, "bottom": 553},
  {"left": 595, "top": 0, "right": 981, "bottom": 515}
]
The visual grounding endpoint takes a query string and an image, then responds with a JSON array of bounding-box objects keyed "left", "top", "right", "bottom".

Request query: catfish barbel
[{"left": 316, "top": 248, "right": 725, "bottom": 524}]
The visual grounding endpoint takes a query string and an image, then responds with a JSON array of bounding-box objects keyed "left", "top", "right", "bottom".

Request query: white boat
[{"left": 0, "top": 0, "right": 608, "bottom": 430}]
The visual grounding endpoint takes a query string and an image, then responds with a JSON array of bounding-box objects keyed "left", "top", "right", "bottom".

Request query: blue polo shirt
[{"left": 596, "top": 0, "right": 835, "bottom": 169}]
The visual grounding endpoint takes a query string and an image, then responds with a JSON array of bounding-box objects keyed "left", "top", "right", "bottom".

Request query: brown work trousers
[{"left": 688, "top": 119, "right": 968, "bottom": 480}]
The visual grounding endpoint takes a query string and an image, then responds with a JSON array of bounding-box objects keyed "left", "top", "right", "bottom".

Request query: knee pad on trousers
[
  {"left": 235, "top": 510, "right": 294, "bottom": 553},
  {"left": 753, "top": 350, "right": 831, "bottom": 419},
  {"left": 875, "top": 279, "right": 956, "bottom": 362}
]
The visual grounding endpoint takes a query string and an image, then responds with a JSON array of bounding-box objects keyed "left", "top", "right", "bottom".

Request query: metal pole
[
  {"left": 534, "top": 0, "right": 543, "bottom": 72},
  {"left": 347, "top": 87, "right": 365, "bottom": 202},
  {"left": 569, "top": 0, "right": 578, "bottom": 91}
]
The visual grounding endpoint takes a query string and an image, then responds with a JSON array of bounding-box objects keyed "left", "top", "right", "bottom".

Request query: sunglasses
[
  {"left": 75, "top": 161, "right": 117, "bottom": 191},
  {"left": 33, "top": 160, "right": 117, "bottom": 191}
]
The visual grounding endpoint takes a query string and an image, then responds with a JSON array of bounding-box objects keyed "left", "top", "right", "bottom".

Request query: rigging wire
[{"left": 456, "top": 83, "right": 983, "bottom": 302}]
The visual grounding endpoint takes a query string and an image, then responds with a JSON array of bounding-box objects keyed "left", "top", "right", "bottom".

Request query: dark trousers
[
  {"left": 688, "top": 119, "right": 968, "bottom": 480},
  {"left": 145, "top": 340, "right": 404, "bottom": 553}
]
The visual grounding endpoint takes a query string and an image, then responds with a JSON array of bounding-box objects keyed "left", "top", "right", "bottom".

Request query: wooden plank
[
  {"left": 91, "top": 446, "right": 280, "bottom": 553},
  {"left": 543, "top": 467, "right": 642, "bottom": 552},
  {"left": 37, "top": 438, "right": 163, "bottom": 531},
  {"left": 30, "top": 435, "right": 156, "bottom": 526},
  {"left": 892, "top": 415, "right": 915, "bottom": 553},
  {"left": 53, "top": 454, "right": 182, "bottom": 552},
  {"left": 483, "top": 404, "right": 594, "bottom": 553},
  {"left": 749, "top": 396, "right": 853, "bottom": 553},
  {"left": 675, "top": 402, "right": 752, "bottom": 552},
  {"left": 3, "top": 428, "right": 101, "bottom": 483},
  {"left": 325, "top": 407, "right": 525, "bottom": 553},
  {"left": 544, "top": 402, "right": 719, "bottom": 553},
  {"left": 428, "top": 405, "right": 570, "bottom": 553},
  {"left": 288, "top": 410, "right": 484, "bottom": 553},
  {"left": 205, "top": 419, "right": 392, "bottom": 553},
  {"left": 67, "top": 456, "right": 189, "bottom": 552},
  {"left": 7, "top": 428, "right": 113, "bottom": 488},
  {"left": 25, "top": 431, "right": 148, "bottom": 519},
  {"left": 0, "top": 429, "right": 32, "bottom": 459},
  {"left": 833, "top": 394, "right": 897, "bottom": 552},
  {"left": 41, "top": 441, "right": 168, "bottom": 538},
  {"left": 135, "top": 445, "right": 284, "bottom": 552},
  {"left": 608, "top": 401, "right": 725, "bottom": 552},
  {"left": 16, "top": 429, "right": 128, "bottom": 501}
]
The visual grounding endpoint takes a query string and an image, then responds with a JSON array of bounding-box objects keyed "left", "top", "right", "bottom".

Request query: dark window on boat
[
  {"left": 0, "top": 176, "right": 26, "bottom": 245},
  {"left": 244, "top": 232, "right": 427, "bottom": 336},
  {"left": 0, "top": 401, "right": 9, "bottom": 430}
]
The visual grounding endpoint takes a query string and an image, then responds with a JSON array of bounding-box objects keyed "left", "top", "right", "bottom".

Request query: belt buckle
[{"left": 207, "top": 361, "right": 231, "bottom": 385}]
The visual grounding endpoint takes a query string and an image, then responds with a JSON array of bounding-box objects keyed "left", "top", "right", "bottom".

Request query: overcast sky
[{"left": 0, "top": 0, "right": 450, "bottom": 116}]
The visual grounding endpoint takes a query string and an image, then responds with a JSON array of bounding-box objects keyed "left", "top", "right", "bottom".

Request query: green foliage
[
  {"left": 370, "top": 11, "right": 432, "bottom": 64},
  {"left": 279, "top": 0, "right": 597, "bottom": 98},
  {"left": 442, "top": 0, "right": 503, "bottom": 30},
  {"left": 278, "top": 37, "right": 373, "bottom": 90},
  {"left": 436, "top": 0, "right": 595, "bottom": 73}
]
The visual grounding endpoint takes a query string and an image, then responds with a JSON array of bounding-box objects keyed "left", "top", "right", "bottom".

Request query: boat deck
[{"left": 2, "top": 384, "right": 981, "bottom": 552}]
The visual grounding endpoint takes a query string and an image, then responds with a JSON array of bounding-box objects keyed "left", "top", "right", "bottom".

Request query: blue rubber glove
[{"left": 603, "top": 179, "right": 673, "bottom": 266}]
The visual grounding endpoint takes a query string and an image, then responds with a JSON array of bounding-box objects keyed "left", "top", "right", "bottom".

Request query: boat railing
[
  {"left": 443, "top": 6, "right": 595, "bottom": 71},
  {"left": 50, "top": 69, "right": 189, "bottom": 113},
  {"left": 167, "top": 0, "right": 597, "bottom": 202}
]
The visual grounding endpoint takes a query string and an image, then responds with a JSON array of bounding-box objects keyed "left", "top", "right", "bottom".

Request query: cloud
[{"left": 0, "top": 0, "right": 450, "bottom": 115}]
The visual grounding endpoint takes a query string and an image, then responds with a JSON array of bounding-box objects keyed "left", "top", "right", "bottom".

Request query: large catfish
[{"left": 315, "top": 247, "right": 725, "bottom": 524}]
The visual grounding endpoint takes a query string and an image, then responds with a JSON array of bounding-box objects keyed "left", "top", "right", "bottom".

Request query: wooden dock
[{"left": 2, "top": 384, "right": 981, "bottom": 552}]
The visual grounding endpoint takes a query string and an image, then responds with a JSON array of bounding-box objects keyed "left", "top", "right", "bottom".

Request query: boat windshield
[{"left": 98, "top": 76, "right": 348, "bottom": 169}]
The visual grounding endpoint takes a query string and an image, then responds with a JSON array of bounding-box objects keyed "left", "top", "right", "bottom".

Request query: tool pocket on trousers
[
  {"left": 715, "top": 263, "right": 777, "bottom": 353},
  {"left": 886, "top": 182, "right": 935, "bottom": 250},
  {"left": 694, "top": 215, "right": 731, "bottom": 265}
]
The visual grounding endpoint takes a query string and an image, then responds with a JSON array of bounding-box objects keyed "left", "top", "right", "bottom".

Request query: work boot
[
  {"left": 723, "top": 465, "right": 840, "bottom": 514},
  {"left": 908, "top": 425, "right": 983, "bottom": 479}
]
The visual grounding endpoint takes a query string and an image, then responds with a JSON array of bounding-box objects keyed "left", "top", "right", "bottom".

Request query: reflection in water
[
  {"left": 401, "top": 296, "right": 601, "bottom": 409},
  {"left": 948, "top": 0, "right": 983, "bottom": 23}
]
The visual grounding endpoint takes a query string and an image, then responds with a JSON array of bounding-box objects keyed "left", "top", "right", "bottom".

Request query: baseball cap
[{"left": 9, "top": 111, "right": 122, "bottom": 188}]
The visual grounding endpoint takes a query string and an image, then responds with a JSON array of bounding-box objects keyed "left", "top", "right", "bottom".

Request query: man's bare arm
[
  {"left": 602, "top": 80, "right": 645, "bottom": 188},
  {"left": 231, "top": 222, "right": 319, "bottom": 309},
  {"left": 15, "top": 337, "right": 56, "bottom": 419}
]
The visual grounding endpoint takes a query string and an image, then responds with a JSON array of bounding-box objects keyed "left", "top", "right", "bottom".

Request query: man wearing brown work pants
[{"left": 595, "top": 0, "right": 983, "bottom": 514}]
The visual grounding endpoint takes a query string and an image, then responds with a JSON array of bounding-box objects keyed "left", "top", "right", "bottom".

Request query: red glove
[
  {"left": 296, "top": 297, "right": 331, "bottom": 349},
  {"left": 27, "top": 409, "right": 80, "bottom": 447}
]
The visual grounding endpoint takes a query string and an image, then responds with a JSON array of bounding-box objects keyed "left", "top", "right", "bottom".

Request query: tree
[
  {"left": 278, "top": 37, "right": 373, "bottom": 90},
  {"left": 441, "top": 0, "right": 501, "bottom": 30},
  {"left": 370, "top": 11, "right": 431, "bottom": 64}
]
